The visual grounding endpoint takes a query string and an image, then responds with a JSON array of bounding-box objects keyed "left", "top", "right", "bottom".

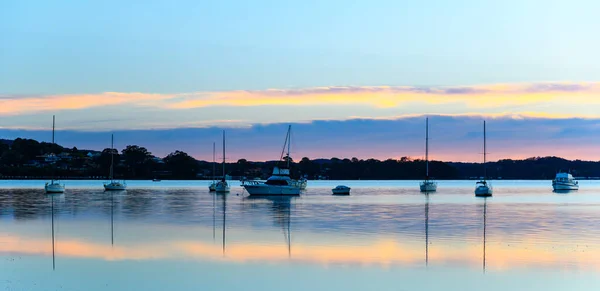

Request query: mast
[
  {"left": 425, "top": 117, "right": 429, "bottom": 180},
  {"left": 212, "top": 142, "right": 216, "bottom": 183},
  {"left": 221, "top": 131, "right": 225, "bottom": 181},
  {"left": 109, "top": 134, "right": 114, "bottom": 181},
  {"left": 483, "top": 121, "right": 487, "bottom": 180},
  {"left": 286, "top": 125, "right": 291, "bottom": 169},
  {"left": 51, "top": 116, "right": 56, "bottom": 183},
  {"left": 279, "top": 125, "right": 292, "bottom": 168}
]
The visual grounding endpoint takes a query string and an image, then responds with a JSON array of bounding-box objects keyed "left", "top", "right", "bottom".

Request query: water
[{"left": 2, "top": 180, "right": 600, "bottom": 290}]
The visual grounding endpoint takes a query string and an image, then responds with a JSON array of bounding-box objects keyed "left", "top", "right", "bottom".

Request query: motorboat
[
  {"left": 332, "top": 185, "right": 351, "bottom": 195},
  {"left": 104, "top": 134, "right": 127, "bottom": 191},
  {"left": 242, "top": 125, "right": 305, "bottom": 196},
  {"left": 552, "top": 172, "right": 579, "bottom": 191},
  {"left": 45, "top": 115, "right": 65, "bottom": 194},
  {"left": 420, "top": 117, "right": 438, "bottom": 193},
  {"left": 475, "top": 120, "right": 493, "bottom": 197},
  {"left": 215, "top": 131, "right": 230, "bottom": 193},
  {"left": 243, "top": 167, "right": 300, "bottom": 196}
]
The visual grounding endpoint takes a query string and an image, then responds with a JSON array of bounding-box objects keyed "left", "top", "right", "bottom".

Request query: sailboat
[
  {"left": 420, "top": 117, "right": 437, "bottom": 192},
  {"left": 104, "top": 134, "right": 127, "bottom": 191},
  {"left": 475, "top": 121, "right": 493, "bottom": 197},
  {"left": 209, "top": 142, "right": 217, "bottom": 191},
  {"left": 215, "top": 131, "right": 230, "bottom": 193},
  {"left": 45, "top": 115, "right": 65, "bottom": 194},
  {"left": 242, "top": 125, "right": 303, "bottom": 196}
]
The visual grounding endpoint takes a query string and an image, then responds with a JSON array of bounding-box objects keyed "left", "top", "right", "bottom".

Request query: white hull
[
  {"left": 420, "top": 181, "right": 437, "bottom": 192},
  {"left": 104, "top": 182, "right": 126, "bottom": 191},
  {"left": 45, "top": 183, "right": 65, "bottom": 194},
  {"left": 552, "top": 182, "right": 578, "bottom": 191},
  {"left": 244, "top": 184, "right": 300, "bottom": 196},
  {"left": 475, "top": 185, "right": 493, "bottom": 197},
  {"left": 215, "top": 184, "right": 230, "bottom": 193}
]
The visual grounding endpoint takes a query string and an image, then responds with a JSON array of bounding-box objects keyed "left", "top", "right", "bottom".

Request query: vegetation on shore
[{"left": 0, "top": 138, "right": 598, "bottom": 180}]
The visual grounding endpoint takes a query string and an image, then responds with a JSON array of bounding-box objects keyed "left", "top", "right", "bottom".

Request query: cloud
[
  {"left": 1, "top": 82, "right": 600, "bottom": 116},
  {"left": 3, "top": 115, "right": 600, "bottom": 162}
]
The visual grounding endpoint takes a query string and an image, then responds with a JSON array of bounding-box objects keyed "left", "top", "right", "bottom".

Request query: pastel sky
[{"left": 1, "top": 0, "right": 600, "bottom": 161}]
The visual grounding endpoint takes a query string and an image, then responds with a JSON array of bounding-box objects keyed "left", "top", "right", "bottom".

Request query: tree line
[{"left": 0, "top": 138, "right": 599, "bottom": 180}]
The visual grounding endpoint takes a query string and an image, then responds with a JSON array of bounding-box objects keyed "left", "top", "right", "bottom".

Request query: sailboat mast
[
  {"left": 483, "top": 121, "right": 487, "bottom": 180},
  {"left": 286, "top": 125, "right": 291, "bottom": 168},
  {"left": 222, "top": 131, "right": 225, "bottom": 180},
  {"left": 425, "top": 117, "right": 429, "bottom": 179},
  {"left": 51, "top": 116, "right": 55, "bottom": 183},
  {"left": 109, "top": 134, "right": 114, "bottom": 181}
]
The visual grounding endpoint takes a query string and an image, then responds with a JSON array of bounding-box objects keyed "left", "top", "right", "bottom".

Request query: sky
[{"left": 1, "top": 0, "right": 600, "bottom": 162}]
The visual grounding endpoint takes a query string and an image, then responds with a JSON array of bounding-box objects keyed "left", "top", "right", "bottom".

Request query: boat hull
[
  {"left": 45, "top": 183, "right": 65, "bottom": 194},
  {"left": 104, "top": 182, "right": 126, "bottom": 191},
  {"left": 209, "top": 183, "right": 216, "bottom": 192},
  {"left": 332, "top": 189, "right": 350, "bottom": 195},
  {"left": 552, "top": 182, "right": 578, "bottom": 191},
  {"left": 244, "top": 184, "right": 300, "bottom": 196},
  {"left": 215, "top": 185, "right": 230, "bottom": 193},
  {"left": 475, "top": 186, "right": 493, "bottom": 197},
  {"left": 420, "top": 181, "right": 437, "bottom": 192}
]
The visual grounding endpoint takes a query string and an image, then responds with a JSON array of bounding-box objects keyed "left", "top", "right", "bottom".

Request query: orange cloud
[{"left": 3, "top": 82, "right": 600, "bottom": 119}]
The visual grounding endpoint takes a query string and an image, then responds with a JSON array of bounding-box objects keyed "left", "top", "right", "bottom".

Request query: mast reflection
[
  {"left": 425, "top": 194, "right": 430, "bottom": 266},
  {"left": 482, "top": 198, "right": 488, "bottom": 273},
  {"left": 46, "top": 193, "right": 64, "bottom": 270}
]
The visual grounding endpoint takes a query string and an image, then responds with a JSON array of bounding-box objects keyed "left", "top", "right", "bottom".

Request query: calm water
[{"left": 2, "top": 180, "right": 600, "bottom": 290}]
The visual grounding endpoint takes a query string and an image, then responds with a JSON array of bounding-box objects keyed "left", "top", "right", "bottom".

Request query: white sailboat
[
  {"left": 243, "top": 125, "right": 303, "bottom": 196},
  {"left": 45, "top": 115, "right": 65, "bottom": 194},
  {"left": 420, "top": 117, "right": 437, "bottom": 192},
  {"left": 215, "top": 131, "right": 230, "bottom": 193},
  {"left": 475, "top": 121, "right": 493, "bottom": 197},
  {"left": 209, "top": 142, "right": 217, "bottom": 191},
  {"left": 104, "top": 134, "right": 127, "bottom": 191}
]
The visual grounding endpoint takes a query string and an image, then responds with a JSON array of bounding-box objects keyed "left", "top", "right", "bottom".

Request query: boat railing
[{"left": 241, "top": 180, "right": 262, "bottom": 186}]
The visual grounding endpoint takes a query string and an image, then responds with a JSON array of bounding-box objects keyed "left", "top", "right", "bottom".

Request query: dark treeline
[{"left": 0, "top": 138, "right": 599, "bottom": 180}]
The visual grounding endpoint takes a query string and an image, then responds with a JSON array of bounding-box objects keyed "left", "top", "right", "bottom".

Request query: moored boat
[
  {"left": 420, "top": 117, "right": 438, "bottom": 193},
  {"left": 243, "top": 125, "right": 304, "bottom": 196},
  {"left": 552, "top": 172, "right": 578, "bottom": 191},
  {"left": 104, "top": 134, "right": 127, "bottom": 191},
  {"left": 45, "top": 116, "right": 65, "bottom": 194},
  {"left": 332, "top": 185, "right": 351, "bottom": 195},
  {"left": 475, "top": 120, "right": 493, "bottom": 197},
  {"left": 215, "top": 131, "right": 230, "bottom": 193}
]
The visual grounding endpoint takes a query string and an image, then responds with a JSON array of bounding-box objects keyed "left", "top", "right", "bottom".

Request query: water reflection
[
  {"left": 424, "top": 194, "right": 429, "bottom": 266},
  {"left": 46, "top": 193, "right": 64, "bottom": 270},
  {"left": 482, "top": 198, "right": 487, "bottom": 272},
  {"left": 1, "top": 186, "right": 600, "bottom": 272},
  {"left": 246, "top": 196, "right": 294, "bottom": 258}
]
